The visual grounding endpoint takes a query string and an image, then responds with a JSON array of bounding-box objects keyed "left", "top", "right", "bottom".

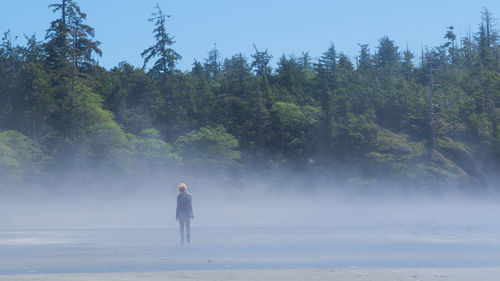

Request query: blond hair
[{"left": 177, "top": 183, "right": 187, "bottom": 193}]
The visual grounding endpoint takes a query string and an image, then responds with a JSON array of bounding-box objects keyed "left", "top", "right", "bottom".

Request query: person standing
[{"left": 176, "top": 183, "right": 193, "bottom": 244}]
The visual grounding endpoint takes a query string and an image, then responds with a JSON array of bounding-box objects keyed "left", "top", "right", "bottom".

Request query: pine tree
[
  {"left": 318, "top": 43, "right": 337, "bottom": 90},
  {"left": 142, "top": 4, "right": 181, "bottom": 80},
  {"left": 402, "top": 46, "right": 415, "bottom": 80},
  {"left": 0, "top": 31, "right": 22, "bottom": 131},
  {"left": 376, "top": 36, "right": 400, "bottom": 73},
  {"left": 43, "top": 0, "right": 102, "bottom": 158},
  {"left": 250, "top": 44, "right": 272, "bottom": 77},
  {"left": 250, "top": 45, "right": 273, "bottom": 151},
  {"left": 45, "top": 0, "right": 101, "bottom": 75},
  {"left": 475, "top": 8, "right": 498, "bottom": 69},
  {"left": 357, "top": 43, "right": 372, "bottom": 73},
  {"left": 204, "top": 44, "right": 221, "bottom": 78},
  {"left": 142, "top": 3, "right": 181, "bottom": 138},
  {"left": 67, "top": 3, "right": 102, "bottom": 73},
  {"left": 298, "top": 51, "right": 312, "bottom": 71}
]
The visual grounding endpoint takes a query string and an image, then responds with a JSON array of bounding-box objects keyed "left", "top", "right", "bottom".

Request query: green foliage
[
  {"left": 366, "top": 130, "right": 426, "bottom": 179},
  {"left": 102, "top": 62, "right": 159, "bottom": 134},
  {"left": 272, "top": 102, "right": 309, "bottom": 129},
  {"left": 131, "top": 128, "right": 179, "bottom": 171},
  {"left": 2, "top": 4, "right": 500, "bottom": 188},
  {"left": 72, "top": 84, "right": 133, "bottom": 171},
  {"left": 376, "top": 129, "right": 414, "bottom": 154},
  {"left": 376, "top": 36, "right": 400, "bottom": 72},
  {"left": 0, "top": 130, "right": 50, "bottom": 182},
  {"left": 142, "top": 4, "right": 181, "bottom": 77},
  {"left": 0, "top": 139, "right": 20, "bottom": 182},
  {"left": 45, "top": 0, "right": 101, "bottom": 72},
  {"left": 436, "top": 137, "right": 481, "bottom": 179},
  {"left": 329, "top": 113, "right": 379, "bottom": 159},
  {"left": 271, "top": 102, "right": 320, "bottom": 163},
  {"left": 251, "top": 45, "right": 272, "bottom": 77},
  {"left": 174, "top": 126, "right": 240, "bottom": 170}
]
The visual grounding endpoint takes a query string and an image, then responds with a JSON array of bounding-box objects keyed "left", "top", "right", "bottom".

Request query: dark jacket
[{"left": 176, "top": 193, "right": 193, "bottom": 219}]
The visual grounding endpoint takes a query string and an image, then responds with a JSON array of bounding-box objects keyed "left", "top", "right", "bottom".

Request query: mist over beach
[
  {"left": 2, "top": 171, "right": 500, "bottom": 278},
  {"left": 2, "top": 0, "right": 500, "bottom": 280}
]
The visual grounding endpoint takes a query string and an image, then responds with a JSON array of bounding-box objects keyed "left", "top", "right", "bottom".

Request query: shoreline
[{"left": 1, "top": 267, "right": 499, "bottom": 281}]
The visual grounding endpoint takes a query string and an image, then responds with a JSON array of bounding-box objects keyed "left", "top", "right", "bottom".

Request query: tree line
[{"left": 1, "top": 1, "right": 500, "bottom": 190}]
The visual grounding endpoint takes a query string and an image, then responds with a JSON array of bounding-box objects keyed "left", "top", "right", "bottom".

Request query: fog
[{"left": 1, "top": 172, "right": 500, "bottom": 274}]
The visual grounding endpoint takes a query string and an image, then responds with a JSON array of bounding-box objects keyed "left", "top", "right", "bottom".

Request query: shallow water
[
  {"left": 1, "top": 224, "right": 500, "bottom": 275},
  {"left": 2, "top": 192, "right": 500, "bottom": 274}
]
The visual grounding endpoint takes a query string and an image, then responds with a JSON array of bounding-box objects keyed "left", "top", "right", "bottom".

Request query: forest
[{"left": 1, "top": 1, "right": 500, "bottom": 191}]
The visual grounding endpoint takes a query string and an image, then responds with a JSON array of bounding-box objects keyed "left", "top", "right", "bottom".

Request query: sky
[{"left": 1, "top": 0, "right": 500, "bottom": 71}]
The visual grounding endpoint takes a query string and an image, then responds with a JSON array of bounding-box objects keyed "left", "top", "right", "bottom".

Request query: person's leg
[
  {"left": 185, "top": 219, "right": 191, "bottom": 244},
  {"left": 179, "top": 218, "right": 185, "bottom": 244}
]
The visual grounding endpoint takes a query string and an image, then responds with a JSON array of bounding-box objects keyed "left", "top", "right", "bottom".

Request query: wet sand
[
  {"left": 2, "top": 199, "right": 500, "bottom": 281},
  {"left": 1, "top": 268, "right": 500, "bottom": 281},
  {"left": 3, "top": 226, "right": 500, "bottom": 275}
]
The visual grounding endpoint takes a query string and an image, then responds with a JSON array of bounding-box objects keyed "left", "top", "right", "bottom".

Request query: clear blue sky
[{"left": 1, "top": 0, "right": 499, "bottom": 71}]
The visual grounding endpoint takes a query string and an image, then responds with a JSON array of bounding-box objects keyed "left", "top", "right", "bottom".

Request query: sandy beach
[
  {"left": 1, "top": 268, "right": 500, "bottom": 281},
  {"left": 2, "top": 199, "right": 500, "bottom": 281}
]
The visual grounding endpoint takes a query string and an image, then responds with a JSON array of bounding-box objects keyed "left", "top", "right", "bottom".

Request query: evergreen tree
[
  {"left": 318, "top": 43, "right": 337, "bottom": 90},
  {"left": 357, "top": 43, "right": 372, "bottom": 74},
  {"left": 0, "top": 31, "right": 21, "bottom": 130},
  {"left": 2, "top": 5, "right": 500, "bottom": 186},
  {"left": 204, "top": 44, "right": 222, "bottom": 78},
  {"left": 402, "top": 46, "right": 415, "bottom": 80},
  {"left": 376, "top": 36, "right": 400, "bottom": 74},
  {"left": 66, "top": 3, "right": 102, "bottom": 74},
  {"left": 45, "top": 0, "right": 101, "bottom": 75},
  {"left": 475, "top": 8, "right": 498, "bottom": 69},
  {"left": 142, "top": 4, "right": 181, "bottom": 78},
  {"left": 250, "top": 44, "right": 272, "bottom": 77},
  {"left": 298, "top": 51, "right": 313, "bottom": 71},
  {"left": 142, "top": 3, "right": 181, "bottom": 139},
  {"left": 42, "top": 0, "right": 102, "bottom": 163}
]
